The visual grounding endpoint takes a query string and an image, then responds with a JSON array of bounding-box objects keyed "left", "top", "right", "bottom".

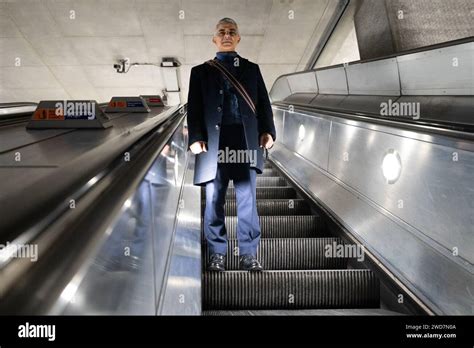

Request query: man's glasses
[{"left": 215, "top": 29, "right": 239, "bottom": 37}]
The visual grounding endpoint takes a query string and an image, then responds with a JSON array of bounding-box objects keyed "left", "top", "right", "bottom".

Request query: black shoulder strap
[{"left": 205, "top": 59, "right": 256, "bottom": 115}]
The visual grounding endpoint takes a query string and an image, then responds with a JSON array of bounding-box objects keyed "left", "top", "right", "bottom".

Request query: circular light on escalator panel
[
  {"left": 382, "top": 149, "right": 402, "bottom": 184},
  {"left": 298, "top": 124, "right": 305, "bottom": 141}
]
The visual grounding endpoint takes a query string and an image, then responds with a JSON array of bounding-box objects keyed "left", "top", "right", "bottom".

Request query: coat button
[
  {"left": 217, "top": 106, "right": 222, "bottom": 112},
  {"left": 215, "top": 124, "right": 220, "bottom": 130}
]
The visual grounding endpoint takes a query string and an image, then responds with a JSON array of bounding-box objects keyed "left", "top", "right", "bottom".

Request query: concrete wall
[
  {"left": 354, "top": 0, "right": 395, "bottom": 59},
  {"left": 0, "top": 0, "right": 335, "bottom": 103},
  {"left": 315, "top": 0, "right": 360, "bottom": 68},
  {"left": 355, "top": 0, "right": 474, "bottom": 60}
]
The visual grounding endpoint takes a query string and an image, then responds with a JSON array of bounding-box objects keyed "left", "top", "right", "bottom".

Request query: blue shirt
[{"left": 215, "top": 51, "right": 242, "bottom": 125}]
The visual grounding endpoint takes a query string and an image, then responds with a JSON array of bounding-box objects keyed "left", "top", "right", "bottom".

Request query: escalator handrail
[
  {"left": 0, "top": 102, "right": 38, "bottom": 108},
  {"left": 0, "top": 103, "right": 38, "bottom": 119}
]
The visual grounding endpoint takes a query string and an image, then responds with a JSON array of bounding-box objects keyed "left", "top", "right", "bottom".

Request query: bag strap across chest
[{"left": 205, "top": 59, "right": 256, "bottom": 116}]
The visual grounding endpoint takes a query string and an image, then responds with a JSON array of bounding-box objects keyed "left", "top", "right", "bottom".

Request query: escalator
[{"left": 202, "top": 161, "right": 385, "bottom": 315}]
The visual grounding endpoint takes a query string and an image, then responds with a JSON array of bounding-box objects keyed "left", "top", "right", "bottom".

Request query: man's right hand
[{"left": 190, "top": 141, "right": 207, "bottom": 154}]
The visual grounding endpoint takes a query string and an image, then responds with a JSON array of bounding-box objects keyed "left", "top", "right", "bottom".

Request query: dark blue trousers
[{"left": 203, "top": 124, "right": 261, "bottom": 256}]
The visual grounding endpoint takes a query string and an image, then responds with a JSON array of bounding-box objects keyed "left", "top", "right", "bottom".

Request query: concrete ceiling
[{"left": 0, "top": 0, "right": 335, "bottom": 104}]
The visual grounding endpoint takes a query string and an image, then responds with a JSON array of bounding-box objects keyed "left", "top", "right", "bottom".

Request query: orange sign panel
[
  {"left": 32, "top": 109, "right": 64, "bottom": 120},
  {"left": 108, "top": 101, "right": 126, "bottom": 108}
]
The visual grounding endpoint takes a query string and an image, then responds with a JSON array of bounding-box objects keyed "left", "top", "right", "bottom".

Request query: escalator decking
[{"left": 202, "top": 161, "right": 380, "bottom": 314}]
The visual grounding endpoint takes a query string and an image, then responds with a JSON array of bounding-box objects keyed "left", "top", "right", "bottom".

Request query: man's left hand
[{"left": 259, "top": 133, "right": 274, "bottom": 149}]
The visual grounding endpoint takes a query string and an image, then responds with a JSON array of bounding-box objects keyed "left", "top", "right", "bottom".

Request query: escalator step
[
  {"left": 203, "top": 308, "right": 403, "bottom": 316},
  {"left": 203, "top": 270, "right": 380, "bottom": 310},
  {"left": 202, "top": 199, "right": 311, "bottom": 216},
  {"left": 203, "top": 238, "right": 348, "bottom": 270},
  {"left": 264, "top": 161, "right": 273, "bottom": 168},
  {"left": 228, "top": 176, "right": 287, "bottom": 187},
  {"left": 261, "top": 168, "right": 278, "bottom": 176},
  {"left": 219, "top": 216, "right": 322, "bottom": 238},
  {"left": 201, "top": 187, "right": 298, "bottom": 200}
]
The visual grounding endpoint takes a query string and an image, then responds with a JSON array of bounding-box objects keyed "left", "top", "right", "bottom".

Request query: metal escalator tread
[
  {"left": 226, "top": 215, "right": 322, "bottom": 238},
  {"left": 201, "top": 161, "right": 382, "bottom": 314},
  {"left": 228, "top": 176, "right": 287, "bottom": 187},
  {"left": 263, "top": 161, "right": 273, "bottom": 168},
  {"left": 261, "top": 168, "right": 278, "bottom": 176},
  {"left": 203, "top": 270, "right": 380, "bottom": 310},
  {"left": 226, "top": 186, "right": 296, "bottom": 199},
  {"left": 203, "top": 238, "right": 348, "bottom": 270},
  {"left": 202, "top": 186, "right": 298, "bottom": 200},
  {"left": 203, "top": 308, "right": 404, "bottom": 316},
  {"left": 201, "top": 198, "right": 311, "bottom": 216},
  {"left": 201, "top": 216, "right": 323, "bottom": 239},
  {"left": 220, "top": 198, "right": 311, "bottom": 216}
]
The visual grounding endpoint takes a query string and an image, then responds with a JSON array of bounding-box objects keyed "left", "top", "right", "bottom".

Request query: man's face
[{"left": 212, "top": 23, "right": 241, "bottom": 51}]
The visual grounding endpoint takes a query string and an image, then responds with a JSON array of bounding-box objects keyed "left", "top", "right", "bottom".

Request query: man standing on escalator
[{"left": 187, "top": 17, "right": 276, "bottom": 272}]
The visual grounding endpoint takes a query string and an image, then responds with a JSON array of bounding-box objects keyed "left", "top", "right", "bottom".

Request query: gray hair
[{"left": 215, "top": 17, "right": 239, "bottom": 33}]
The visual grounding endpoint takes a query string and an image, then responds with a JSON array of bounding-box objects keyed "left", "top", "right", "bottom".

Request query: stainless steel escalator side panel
[
  {"left": 275, "top": 108, "right": 331, "bottom": 171},
  {"left": 316, "top": 66, "right": 348, "bottom": 95},
  {"left": 149, "top": 125, "right": 189, "bottom": 314},
  {"left": 277, "top": 107, "right": 474, "bottom": 263},
  {"left": 397, "top": 42, "right": 474, "bottom": 96},
  {"left": 327, "top": 121, "right": 474, "bottom": 264},
  {"left": 269, "top": 107, "right": 474, "bottom": 315},
  {"left": 345, "top": 58, "right": 401, "bottom": 96},
  {"left": 58, "top": 120, "right": 189, "bottom": 315},
  {"left": 160, "top": 156, "right": 202, "bottom": 315}
]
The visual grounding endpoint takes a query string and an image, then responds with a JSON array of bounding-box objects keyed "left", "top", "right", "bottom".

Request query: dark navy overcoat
[{"left": 186, "top": 55, "right": 276, "bottom": 185}]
